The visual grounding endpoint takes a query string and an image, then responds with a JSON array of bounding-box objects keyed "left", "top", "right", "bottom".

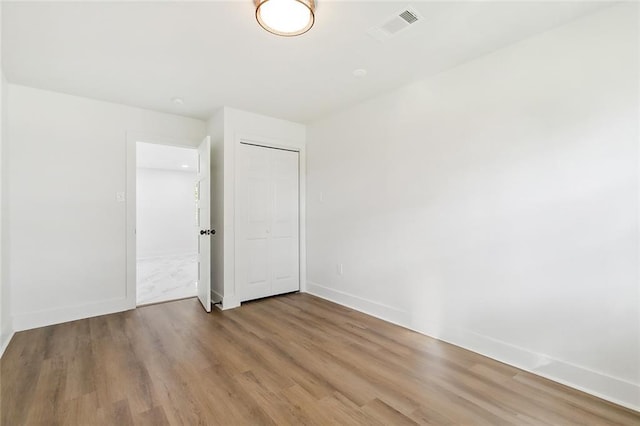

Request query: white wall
[
  {"left": 208, "top": 108, "right": 225, "bottom": 303},
  {"left": 7, "top": 84, "right": 206, "bottom": 331},
  {"left": 211, "top": 107, "right": 306, "bottom": 309},
  {"left": 306, "top": 4, "right": 639, "bottom": 409},
  {"left": 0, "top": 70, "right": 10, "bottom": 357},
  {"left": 136, "top": 168, "right": 197, "bottom": 258},
  {"left": 0, "top": 0, "right": 13, "bottom": 356}
]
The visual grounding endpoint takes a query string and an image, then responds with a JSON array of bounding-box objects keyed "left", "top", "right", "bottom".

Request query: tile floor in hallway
[{"left": 136, "top": 253, "right": 197, "bottom": 305}]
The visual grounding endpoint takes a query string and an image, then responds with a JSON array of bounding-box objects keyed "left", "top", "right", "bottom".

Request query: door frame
[
  {"left": 125, "top": 132, "right": 202, "bottom": 309},
  {"left": 228, "top": 133, "right": 306, "bottom": 308}
]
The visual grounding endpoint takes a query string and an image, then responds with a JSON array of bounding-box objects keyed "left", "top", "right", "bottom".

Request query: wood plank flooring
[{"left": 1, "top": 293, "right": 638, "bottom": 425}]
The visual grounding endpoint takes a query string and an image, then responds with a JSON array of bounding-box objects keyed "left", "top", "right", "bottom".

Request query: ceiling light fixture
[
  {"left": 181, "top": 164, "right": 189, "bottom": 168},
  {"left": 255, "top": 0, "right": 315, "bottom": 37}
]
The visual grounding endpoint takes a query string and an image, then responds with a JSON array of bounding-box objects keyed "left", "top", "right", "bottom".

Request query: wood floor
[{"left": 1, "top": 293, "right": 638, "bottom": 425}]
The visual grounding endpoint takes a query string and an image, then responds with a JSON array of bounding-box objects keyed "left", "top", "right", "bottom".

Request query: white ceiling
[
  {"left": 2, "top": 1, "right": 612, "bottom": 123},
  {"left": 137, "top": 142, "right": 197, "bottom": 172}
]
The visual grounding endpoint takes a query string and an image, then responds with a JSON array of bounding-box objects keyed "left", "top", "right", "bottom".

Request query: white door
[
  {"left": 270, "top": 148, "right": 300, "bottom": 295},
  {"left": 197, "top": 136, "right": 212, "bottom": 312},
  {"left": 236, "top": 143, "right": 299, "bottom": 302}
]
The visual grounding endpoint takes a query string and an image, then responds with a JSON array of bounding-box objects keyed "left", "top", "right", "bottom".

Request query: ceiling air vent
[
  {"left": 367, "top": 7, "right": 422, "bottom": 42},
  {"left": 399, "top": 10, "right": 418, "bottom": 24}
]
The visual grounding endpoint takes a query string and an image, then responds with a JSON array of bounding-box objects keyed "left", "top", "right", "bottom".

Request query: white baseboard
[
  {"left": 210, "top": 289, "right": 240, "bottom": 310},
  {"left": 306, "top": 281, "right": 412, "bottom": 326},
  {"left": 305, "top": 281, "right": 640, "bottom": 412},
  {"left": 221, "top": 295, "right": 240, "bottom": 310},
  {"left": 12, "top": 297, "right": 133, "bottom": 331},
  {"left": 435, "top": 327, "right": 640, "bottom": 412},
  {"left": 530, "top": 357, "right": 640, "bottom": 412},
  {"left": 0, "top": 329, "right": 14, "bottom": 358}
]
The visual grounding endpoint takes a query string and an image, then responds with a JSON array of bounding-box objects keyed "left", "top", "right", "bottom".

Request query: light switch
[{"left": 116, "top": 192, "right": 126, "bottom": 202}]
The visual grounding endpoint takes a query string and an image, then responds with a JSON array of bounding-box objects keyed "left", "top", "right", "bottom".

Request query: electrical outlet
[{"left": 116, "top": 192, "right": 126, "bottom": 202}]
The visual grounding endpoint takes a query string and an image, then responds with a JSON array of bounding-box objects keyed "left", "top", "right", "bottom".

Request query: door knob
[
  {"left": 200, "top": 229, "right": 216, "bottom": 235},
  {"left": 200, "top": 230, "right": 206, "bottom": 235}
]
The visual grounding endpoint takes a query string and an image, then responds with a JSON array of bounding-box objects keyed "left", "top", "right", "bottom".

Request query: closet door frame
[{"left": 233, "top": 135, "right": 306, "bottom": 305}]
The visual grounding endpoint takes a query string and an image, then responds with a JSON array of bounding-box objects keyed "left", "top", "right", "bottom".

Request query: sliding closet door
[{"left": 236, "top": 143, "right": 299, "bottom": 302}]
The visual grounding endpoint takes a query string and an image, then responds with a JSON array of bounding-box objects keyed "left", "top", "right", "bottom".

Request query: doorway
[{"left": 135, "top": 142, "right": 199, "bottom": 305}]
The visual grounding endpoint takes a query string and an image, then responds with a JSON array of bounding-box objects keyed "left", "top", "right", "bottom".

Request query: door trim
[{"left": 125, "top": 132, "right": 202, "bottom": 310}]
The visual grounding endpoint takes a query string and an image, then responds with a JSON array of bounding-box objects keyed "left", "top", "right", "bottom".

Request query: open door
[{"left": 197, "top": 136, "right": 212, "bottom": 312}]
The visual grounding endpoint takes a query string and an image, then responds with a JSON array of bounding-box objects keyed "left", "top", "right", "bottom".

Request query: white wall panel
[
  {"left": 7, "top": 85, "right": 205, "bottom": 330},
  {"left": 306, "top": 4, "right": 639, "bottom": 410}
]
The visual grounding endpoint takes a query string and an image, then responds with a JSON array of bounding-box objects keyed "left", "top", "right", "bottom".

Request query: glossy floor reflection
[{"left": 137, "top": 253, "right": 197, "bottom": 305}]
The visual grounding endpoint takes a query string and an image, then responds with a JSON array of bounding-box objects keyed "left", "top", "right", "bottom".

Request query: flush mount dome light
[{"left": 255, "top": 0, "right": 315, "bottom": 37}]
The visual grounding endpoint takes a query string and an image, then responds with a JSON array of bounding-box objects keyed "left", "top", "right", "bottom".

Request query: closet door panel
[
  {"left": 247, "top": 239, "right": 269, "bottom": 285},
  {"left": 247, "top": 179, "right": 270, "bottom": 238},
  {"left": 237, "top": 143, "right": 272, "bottom": 301},
  {"left": 270, "top": 149, "right": 300, "bottom": 295}
]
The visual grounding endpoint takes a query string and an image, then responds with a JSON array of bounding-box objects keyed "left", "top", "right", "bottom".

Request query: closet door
[
  {"left": 270, "top": 149, "right": 299, "bottom": 295},
  {"left": 237, "top": 143, "right": 272, "bottom": 301},
  {"left": 236, "top": 143, "right": 299, "bottom": 302}
]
